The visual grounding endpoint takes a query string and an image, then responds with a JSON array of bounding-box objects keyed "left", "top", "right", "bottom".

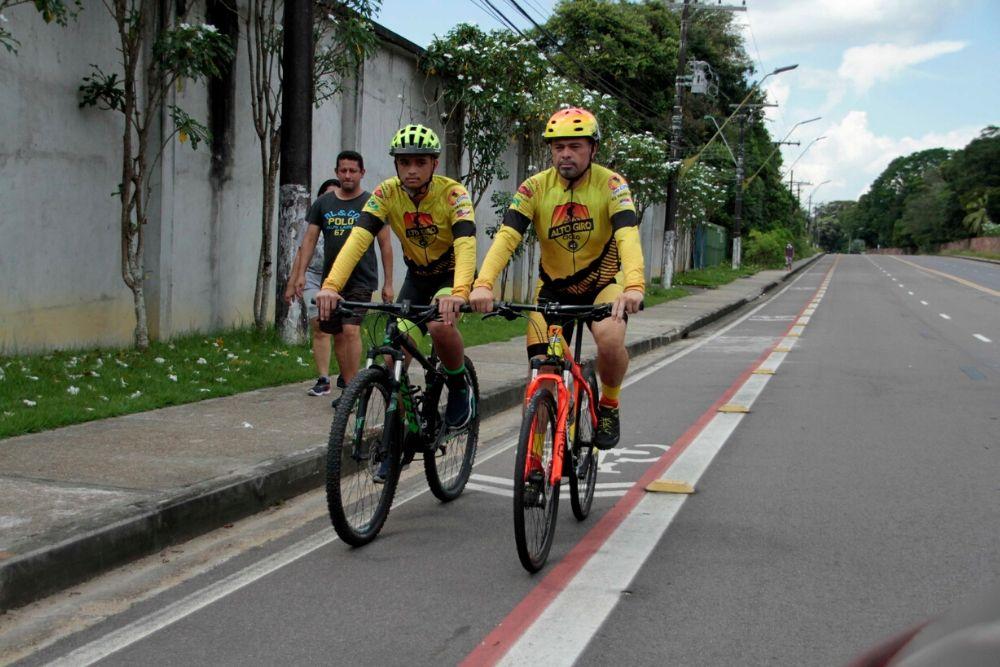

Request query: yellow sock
[{"left": 600, "top": 382, "right": 621, "bottom": 405}]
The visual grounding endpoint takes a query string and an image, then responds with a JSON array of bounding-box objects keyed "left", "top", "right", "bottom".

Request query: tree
[
  {"left": 243, "top": 0, "right": 378, "bottom": 331},
  {"left": 942, "top": 125, "right": 1000, "bottom": 235},
  {"left": 894, "top": 167, "right": 958, "bottom": 251},
  {"left": 0, "top": 0, "right": 78, "bottom": 53},
  {"left": 423, "top": 24, "right": 549, "bottom": 209},
  {"left": 853, "top": 148, "right": 953, "bottom": 247},
  {"left": 78, "top": 6, "right": 232, "bottom": 349}
]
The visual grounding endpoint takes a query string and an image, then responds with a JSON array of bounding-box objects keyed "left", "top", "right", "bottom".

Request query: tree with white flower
[{"left": 78, "top": 7, "right": 232, "bottom": 350}]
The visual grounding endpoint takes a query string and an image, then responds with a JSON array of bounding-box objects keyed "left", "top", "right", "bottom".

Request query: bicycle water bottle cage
[{"left": 547, "top": 325, "right": 564, "bottom": 358}]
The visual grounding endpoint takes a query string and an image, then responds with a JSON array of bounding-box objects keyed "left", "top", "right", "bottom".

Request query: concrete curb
[{"left": 0, "top": 254, "right": 823, "bottom": 611}]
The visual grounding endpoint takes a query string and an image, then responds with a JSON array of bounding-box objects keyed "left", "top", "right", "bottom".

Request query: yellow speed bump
[
  {"left": 719, "top": 403, "right": 750, "bottom": 413},
  {"left": 775, "top": 346, "right": 792, "bottom": 352},
  {"left": 752, "top": 368, "right": 775, "bottom": 375},
  {"left": 646, "top": 479, "right": 695, "bottom": 494}
]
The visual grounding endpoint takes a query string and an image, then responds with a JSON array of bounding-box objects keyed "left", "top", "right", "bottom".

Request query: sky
[{"left": 374, "top": 0, "right": 1000, "bottom": 205}]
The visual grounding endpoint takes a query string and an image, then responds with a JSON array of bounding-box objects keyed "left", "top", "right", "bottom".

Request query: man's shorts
[
  {"left": 525, "top": 275, "right": 625, "bottom": 358},
  {"left": 396, "top": 271, "right": 453, "bottom": 337},
  {"left": 317, "top": 285, "right": 373, "bottom": 334}
]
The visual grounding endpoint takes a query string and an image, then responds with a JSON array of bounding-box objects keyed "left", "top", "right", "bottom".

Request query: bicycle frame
[{"left": 522, "top": 323, "right": 599, "bottom": 488}]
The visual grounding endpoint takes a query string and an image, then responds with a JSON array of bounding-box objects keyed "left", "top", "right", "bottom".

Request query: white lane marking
[
  {"left": 899, "top": 284, "right": 905, "bottom": 288},
  {"left": 496, "top": 262, "right": 836, "bottom": 665},
  {"left": 921, "top": 300, "right": 929, "bottom": 306},
  {"left": 499, "top": 336, "right": 790, "bottom": 665},
  {"left": 974, "top": 334, "right": 992, "bottom": 343},
  {"left": 940, "top": 313, "right": 952, "bottom": 320},
  {"left": 47, "top": 264, "right": 825, "bottom": 666},
  {"left": 908, "top": 291, "right": 914, "bottom": 296}
]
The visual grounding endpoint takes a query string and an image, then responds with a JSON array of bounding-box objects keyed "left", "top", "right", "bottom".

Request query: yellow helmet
[{"left": 543, "top": 107, "right": 601, "bottom": 142}]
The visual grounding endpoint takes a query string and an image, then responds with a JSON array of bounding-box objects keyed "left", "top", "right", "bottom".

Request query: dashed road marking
[
  {"left": 974, "top": 334, "right": 992, "bottom": 343},
  {"left": 940, "top": 313, "right": 951, "bottom": 320}
]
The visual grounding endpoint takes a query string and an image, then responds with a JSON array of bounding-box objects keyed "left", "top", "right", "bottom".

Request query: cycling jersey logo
[
  {"left": 608, "top": 174, "right": 629, "bottom": 198},
  {"left": 548, "top": 202, "right": 593, "bottom": 252},
  {"left": 403, "top": 211, "right": 439, "bottom": 248}
]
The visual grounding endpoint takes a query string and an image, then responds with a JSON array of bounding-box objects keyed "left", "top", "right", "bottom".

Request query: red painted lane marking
[{"left": 462, "top": 260, "right": 837, "bottom": 666}]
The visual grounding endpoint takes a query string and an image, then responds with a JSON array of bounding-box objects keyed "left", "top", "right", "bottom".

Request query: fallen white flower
[
  {"left": 168, "top": 374, "right": 178, "bottom": 382},
  {"left": 67, "top": 386, "right": 80, "bottom": 395},
  {"left": 242, "top": 422, "right": 254, "bottom": 429},
  {"left": 23, "top": 399, "right": 37, "bottom": 407},
  {"left": 154, "top": 357, "right": 166, "bottom": 364},
  {"left": 196, "top": 357, "right": 208, "bottom": 365},
  {"left": 129, "top": 391, "right": 142, "bottom": 399}
]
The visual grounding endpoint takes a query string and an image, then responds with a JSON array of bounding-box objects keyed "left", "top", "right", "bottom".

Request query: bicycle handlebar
[{"left": 484, "top": 300, "right": 643, "bottom": 322}]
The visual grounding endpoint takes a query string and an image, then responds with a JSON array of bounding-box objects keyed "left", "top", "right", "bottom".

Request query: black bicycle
[{"left": 324, "top": 300, "right": 480, "bottom": 546}]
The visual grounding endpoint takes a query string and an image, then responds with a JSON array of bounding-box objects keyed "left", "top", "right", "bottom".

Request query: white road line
[
  {"left": 974, "top": 334, "right": 992, "bottom": 343},
  {"left": 921, "top": 300, "right": 929, "bottom": 306},
  {"left": 45, "top": 265, "right": 825, "bottom": 667},
  {"left": 940, "top": 313, "right": 952, "bottom": 320},
  {"left": 908, "top": 291, "right": 914, "bottom": 296}
]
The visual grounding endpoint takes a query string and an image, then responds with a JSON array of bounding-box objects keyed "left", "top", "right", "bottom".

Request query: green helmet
[{"left": 389, "top": 124, "right": 442, "bottom": 156}]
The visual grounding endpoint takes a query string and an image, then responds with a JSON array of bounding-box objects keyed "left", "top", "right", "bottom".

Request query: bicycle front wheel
[
  {"left": 569, "top": 364, "right": 599, "bottom": 521},
  {"left": 424, "top": 356, "right": 480, "bottom": 502},
  {"left": 326, "top": 366, "right": 401, "bottom": 546},
  {"left": 513, "top": 388, "right": 560, "bottom": 573}
]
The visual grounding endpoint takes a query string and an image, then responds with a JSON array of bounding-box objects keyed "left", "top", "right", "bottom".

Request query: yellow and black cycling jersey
[
  {"left": 323, "top": 174, "right": 477, "bottom": 300},
  {"left": 475, "top": 163, "right": 644, "bottom": 296}
]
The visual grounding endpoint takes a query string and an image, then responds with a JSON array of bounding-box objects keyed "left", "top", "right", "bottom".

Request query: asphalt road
[{"left": 4, "top": 255, "right": 998, "bottom": 666}]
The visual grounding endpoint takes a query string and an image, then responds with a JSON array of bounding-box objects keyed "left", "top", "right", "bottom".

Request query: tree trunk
[
  {"left": 661, "top": 229, "right": 676, "bottom": 289},
  {"left": 276, "top": 183, "right": 309, "bottom": 343},
  {"left": 253, "top": 139, "right": 279, "bottom": 329}
]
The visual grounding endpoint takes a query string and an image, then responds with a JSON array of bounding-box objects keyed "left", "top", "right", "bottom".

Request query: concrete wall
[{"left": 0, "top": 2, "right": 677, "bottom": 353}]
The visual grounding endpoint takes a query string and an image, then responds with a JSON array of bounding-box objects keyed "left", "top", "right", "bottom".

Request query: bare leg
[
  {"left": 311, "top": 319, "right": 332, "bottom": 379},
  {"left": 333, "top": 324, "right": 363, "bottom": 384},
  {"left": 427, "top": 321, "right": 465, "bottom": 370},
  {"left": 591, "top": 318, "right": 628, "bottom": 388}
]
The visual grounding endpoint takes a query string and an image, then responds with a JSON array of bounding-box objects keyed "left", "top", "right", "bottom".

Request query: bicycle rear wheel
[
  {"left": 569, "top": 364, "right": 599, "bottom": 520},
  {"left": 326, "top": 367, "right": 401, "bottom": 546},
  {"left": 424, "top": 356, "right": 480, "bottom": 502},
  {"left": 513, "top": 388, "right": 560, "bottom": 573}
]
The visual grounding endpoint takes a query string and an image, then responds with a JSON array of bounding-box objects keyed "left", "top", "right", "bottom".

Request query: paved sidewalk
[{"left": 0, "top": 256, "right": 823, "bottom": 610}]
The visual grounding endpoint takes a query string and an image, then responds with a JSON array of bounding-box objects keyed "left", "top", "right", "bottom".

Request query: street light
[
  {"left": 786, "top": 135, "right": 827, "bottom": 180},
  {"left": 808, "top": 179, "right": 832, "bottom": 243},
  {"left": 744, "top": 115, "right": 821, "bottom": 188},
  {"left": 721, "top": 63, "right": 797, "bottom": 270}
]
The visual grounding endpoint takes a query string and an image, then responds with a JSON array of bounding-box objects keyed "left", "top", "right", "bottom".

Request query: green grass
[
  {"left": 939, "top": 249, "right": 1000, "bottom": 261},
  {"left": 0, "top": 266, "right": 759, "bottom": 439},
  {"left": 0, "top": 314, "right": 525, "bottom": 439},
  {"left": 671, "top": 264, "right": 758, "bottom": 289}
]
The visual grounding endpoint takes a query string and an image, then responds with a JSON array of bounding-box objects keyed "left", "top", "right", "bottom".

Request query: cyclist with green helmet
[{"left": 316, "top": 124, "right": 477, "bottom": 431}]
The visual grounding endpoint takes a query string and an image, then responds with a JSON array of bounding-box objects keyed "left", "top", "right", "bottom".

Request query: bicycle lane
[
  {"left": 462, "top": 257, "right": 839, "bottom": 665},
  {"left": 19, "top": 260, "right": 832, "bottom": 666}
]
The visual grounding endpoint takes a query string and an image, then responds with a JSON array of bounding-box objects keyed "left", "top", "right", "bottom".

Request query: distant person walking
[
  {"left": 785, "top": 242, "right": 794, "bottom": 271},
  {"left": 285, "top": 152, "right": 394, "bottom": 405}
]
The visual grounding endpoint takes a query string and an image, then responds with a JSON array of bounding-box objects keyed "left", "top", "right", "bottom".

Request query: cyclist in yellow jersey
[
  {"left": 316, "top": 124, "right": 476, "bottom": 429},
  {"left": 470, "top": 107, "right": 644, "bottom": 449}
]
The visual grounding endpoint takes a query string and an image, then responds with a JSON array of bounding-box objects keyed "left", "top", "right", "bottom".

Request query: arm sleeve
[
  {"left": 451, "top": 236, "right": 477, "bottom": 301},
  {"left": 473, "top": 216, "right": 525, "bottom": 290},
  {"left": 613, "top": 221, "right": 645, "bottom": 294},
  {"left": 321, "top": 227, "right": 376, "bottom": 292}
]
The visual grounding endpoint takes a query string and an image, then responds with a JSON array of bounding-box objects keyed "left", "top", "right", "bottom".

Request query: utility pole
[
  {"left": 729, "top": 102, "right": 774, "bottom": 268},
  {"left": 276, "top": 0, "right": 314, "bottom": 342},
  {"left": 661, "top": 0, "right": 745, "bottom": 288},
  {"left": 732, "top": 112, "right": 746, "bottom": 269}
]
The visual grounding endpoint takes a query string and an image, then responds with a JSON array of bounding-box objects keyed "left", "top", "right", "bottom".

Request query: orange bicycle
[{"left": 486, "top": 302, "right": 614, "bottom": 572}]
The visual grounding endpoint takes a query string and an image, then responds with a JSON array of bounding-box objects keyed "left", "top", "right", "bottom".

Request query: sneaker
[
  {"left": 308, "top": 377, "right": 331, "bottom": 396},
  {"left": 594, "top": 404, "right": 620, "bottom": 450},
  {"left": 444, "top": 377, "right": 474, "bottom": 429},
  {"left": 372, "top": 454, "right": 393, "bottom": 485}
]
